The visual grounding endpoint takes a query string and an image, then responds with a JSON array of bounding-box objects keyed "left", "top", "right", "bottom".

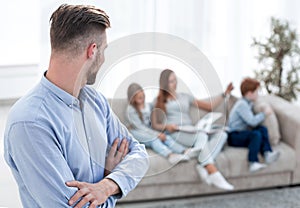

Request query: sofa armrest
[
  {"left": 262, "top": 95, "right": 300, "bottom": 148},
  {"left": 261, "top": 95, "right": 300, "bottom": 184}
]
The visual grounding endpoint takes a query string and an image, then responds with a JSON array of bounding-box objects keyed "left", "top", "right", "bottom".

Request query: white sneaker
[
  {"left": 208, "top": 171, "right": 234, "bottom": 190},
  {"left": 196, "top": 164, "right": 210, "bottom": 184},
  {"left": 264, "top": 151, "right": 280, "bottom": 164},
  {"left": 185, "top": 147, "right": 201, "bottom": 159},
  {"left": 249, "top": 162, "right": 267, "bottom": 172},
  {"left": 168, "top": 154, "right": 190, "bottom": 165}
]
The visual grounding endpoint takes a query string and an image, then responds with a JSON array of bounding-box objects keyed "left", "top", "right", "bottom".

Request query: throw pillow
[{"left": 253, "top": 101, "right": 281, "bottom": 145}]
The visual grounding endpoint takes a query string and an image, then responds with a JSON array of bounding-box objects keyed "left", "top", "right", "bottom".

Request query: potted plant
[{"left": 252, "top": 17, "right": 300, "bottom": 101}]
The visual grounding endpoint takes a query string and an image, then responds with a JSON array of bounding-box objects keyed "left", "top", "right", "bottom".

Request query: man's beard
[
  {"left": 86, "top": 70, "right": 97, "bottom": 85},
  {"left": 86, "top": 56, "right": 100, "bottom": 85}
]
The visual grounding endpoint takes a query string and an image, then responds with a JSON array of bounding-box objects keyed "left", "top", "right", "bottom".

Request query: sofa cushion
[
  {"left": 217, "top": 142, "right": 296, "bottom": 178},
  {"left": 139, "top": 142, "right": 295, "bottom": 186},
  {"left": 254, "top": 99, "right": 281, "bottom": 145},
  {"left": 139, "top": 149, "right": 200, "bottom": 186}
]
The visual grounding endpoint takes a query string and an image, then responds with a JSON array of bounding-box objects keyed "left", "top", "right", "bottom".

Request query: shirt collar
[
  {"left": 41, "top": 71, "right": 80, "bottom": 108},
  {"left": 242, "top": 97, "right": 253, "bottom": 106},
  {"left": 78, "top": 87, "right": 88, "bottom": 103}
]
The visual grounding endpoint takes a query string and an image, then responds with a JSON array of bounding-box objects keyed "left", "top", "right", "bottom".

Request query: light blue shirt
[
  {"left": 228, "top": 98, "right": 265, "bottom": 132},
  {"left": 4, "top": 73, "right": 149, "bottom": 207},
  {"left": 126, "top": 104, "right": 160, "bottom": 143},
  {"left": 165, "top": 93, "right": 194, "bottom": 125}
]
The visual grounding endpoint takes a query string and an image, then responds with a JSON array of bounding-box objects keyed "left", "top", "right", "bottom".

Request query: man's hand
[
  {"left": 66, "top": 138, "right": 128, "bottom": 207},
  {"left": 105, "top": 138, "right": 129, "bottom": 176},
  {"left": 66, "top": 178, "right": 120, "bottom": 208}
]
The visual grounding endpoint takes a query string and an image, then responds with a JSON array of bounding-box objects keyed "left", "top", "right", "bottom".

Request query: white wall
[
  {"left": 0, "top": 0, "right": 41, "bottom": 99},
  {"left": 2, "top": 0, "right": 300, "bottom": 100}
]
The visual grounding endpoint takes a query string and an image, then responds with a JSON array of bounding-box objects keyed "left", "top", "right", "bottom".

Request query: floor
[
  {"left": 1, "top": 102, "right": 300, "bottom": 208},
  {"left": 116, "top": 186, "right": 300, "bottom": 208}
]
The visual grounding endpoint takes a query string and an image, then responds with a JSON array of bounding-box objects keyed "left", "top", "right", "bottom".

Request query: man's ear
[{"left": 87, "top": 43, "right": 97, "bottom": 59}]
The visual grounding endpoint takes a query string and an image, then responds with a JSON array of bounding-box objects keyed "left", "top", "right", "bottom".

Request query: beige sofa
[{"left": 108, "top": 95, "right": 300, "bottom": 202}]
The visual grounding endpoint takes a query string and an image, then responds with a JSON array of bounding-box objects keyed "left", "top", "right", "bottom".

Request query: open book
[{"left": 178, "top": 112, "right": 226, "bottom": 134}]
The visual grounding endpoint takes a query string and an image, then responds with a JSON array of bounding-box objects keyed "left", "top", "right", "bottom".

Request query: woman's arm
[
  {"left": 193, "top": 95, "right": 223, "bottom": 112},
  {"left": 150, "top": 109, "right": 178, "bottom": 133},
  {"left": 193, "top": 82, "right": 233, "bottom": 112}
]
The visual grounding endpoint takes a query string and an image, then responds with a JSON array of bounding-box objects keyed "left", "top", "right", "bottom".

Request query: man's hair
[
  {"left": 50, "top": 4, "right": 110, "bottom": 55},
  {"left": 240, "top": 77, "right": 260, "bottom": 96}
]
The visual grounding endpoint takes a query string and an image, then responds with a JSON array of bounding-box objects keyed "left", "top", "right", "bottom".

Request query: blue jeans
[
  {"left": 130, "top": 129, "right": 186, "bottom": 158},
  {"left": 228, "top": 126, "right": 272, "bottom": 162},
  {"left": 146, "top": 136, "right": 186, "bottom": 157}
]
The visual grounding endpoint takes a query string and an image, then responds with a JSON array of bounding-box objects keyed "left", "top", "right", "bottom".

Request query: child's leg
[
  {"left": 130, "top": 129, "right": 173, "bottom": 158},
  {"left": 255, "top": 125, "right": 280, "bottom": 164},
  {"left": 163, "top": 135, "right": 186, "bottom": 154},
  {"left": 147, "top": 139, "right": 173, "bottom": 158},
  {"left": 255, "top": 125, "right": 272, "bottom": 154},
  {"left": 229, "top": 130, "right": 262, "bottom": 162}
]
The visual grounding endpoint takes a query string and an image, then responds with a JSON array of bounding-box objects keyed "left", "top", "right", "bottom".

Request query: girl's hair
[
  {"left": 240, "top": 77, "right": 260, "bottom": 96},
  {"left": 127, "top": 83, "right": 144, "bottom": 121},
  {"left": 155, "top": 69, "right": 174, "bottom": 112}
]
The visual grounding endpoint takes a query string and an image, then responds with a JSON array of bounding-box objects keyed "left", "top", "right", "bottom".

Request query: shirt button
[
  {"left": 87, "top": 137, "right": 91, "bottom": 141},
  {"left": 68, "top": 104, "right": 72, "bottom": 108}
]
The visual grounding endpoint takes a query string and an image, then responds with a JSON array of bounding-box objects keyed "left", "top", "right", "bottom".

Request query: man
[{"left": 4, "top": 4, "right": 149, "bottom": 208}]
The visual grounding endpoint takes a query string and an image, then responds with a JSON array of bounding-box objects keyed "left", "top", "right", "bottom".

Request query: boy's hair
[
  {"left": 50, "top": 4, "right": 110, "bottom": 55},
  {"left": 240, "top": 78, "right": 260, "bottom": 96}
]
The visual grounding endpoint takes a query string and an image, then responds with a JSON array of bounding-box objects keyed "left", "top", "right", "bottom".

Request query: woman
[{"left": 151, "top": 69, "right": 234, "bottom": 190}]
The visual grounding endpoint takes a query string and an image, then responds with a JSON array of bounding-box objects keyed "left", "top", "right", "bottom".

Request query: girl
[{"left": 126, "top": 83, "right": 200, "bottom": 165}]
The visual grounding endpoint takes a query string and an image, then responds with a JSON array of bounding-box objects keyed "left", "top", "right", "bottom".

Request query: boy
[{"left": 228, "top": 78, "right": 280, "bottom": 172}]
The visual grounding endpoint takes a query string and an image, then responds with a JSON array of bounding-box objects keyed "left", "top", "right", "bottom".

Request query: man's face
[{"left": 86, "top": 32, "right": 107, "bottom": 85}]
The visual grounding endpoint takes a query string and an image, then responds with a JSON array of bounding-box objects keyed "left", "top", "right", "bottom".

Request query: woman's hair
[
  {"left": 127, "top": 83, "right": 144, "bottom": 121},
  {"left": 155, "top": 69, "right": 174, "bottom": 112},
  {"left": 49, "top": 4, "right": 110, "bottom": 55},
  {"left": 240, "top": 77, "right": 260, "bottom": 96}
]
